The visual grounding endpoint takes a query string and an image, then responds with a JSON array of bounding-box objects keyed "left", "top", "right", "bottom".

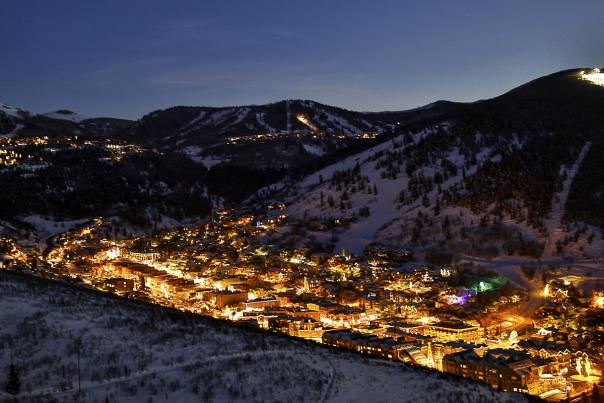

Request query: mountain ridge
[
  {"left": 3, "top": 67, "right": 604, "bottom": 258},
  {"left": 267, "top": 68, "right": 604, "bottom": 260}
]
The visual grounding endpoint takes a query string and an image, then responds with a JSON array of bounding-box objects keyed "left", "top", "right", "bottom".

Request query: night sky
[{"left": 1, "top": 0, "right": 603, "bottom": 119}]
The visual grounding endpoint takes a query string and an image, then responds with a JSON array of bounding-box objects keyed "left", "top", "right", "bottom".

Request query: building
[
  {"left": 243, "top": 296, "right": 280, "bottom": 310},
  {"left": 104, "top": 277, "right": 134, "bottom": 293},
  {"left": 442, "top": 348, "right": 552, "bottom": 394},
  {"left": 322, "top": 330, "right": 407, "bottom": 360},
  {"left": 124, "top": 250, "right": 160, "bottom": 262},
  {"left": 423, "top": 322, "right": 482, "bottom": 343},
  {"left": 259, "top": 315, "right": 325, "bottom": 341},
  {"left": 214, "top": 291, "right": 249, "bottom": 308}
]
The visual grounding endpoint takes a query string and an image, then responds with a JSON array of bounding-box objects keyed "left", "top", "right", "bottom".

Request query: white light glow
[{"left": 580, "top": 69, "right": 604, "bottom": 87}]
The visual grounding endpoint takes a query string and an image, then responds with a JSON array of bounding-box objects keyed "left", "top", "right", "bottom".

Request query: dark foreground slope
[{"left": 0, "top": 271, "right": 529, "bottom": 403}]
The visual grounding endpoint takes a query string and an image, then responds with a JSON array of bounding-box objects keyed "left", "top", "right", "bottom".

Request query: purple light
[{"left": 447, "top": 291, "right": 475, "bottom": 305}]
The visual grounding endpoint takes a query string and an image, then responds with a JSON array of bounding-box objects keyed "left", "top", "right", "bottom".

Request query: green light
[{"left": 475, "top": 281, "right": 493, "bottom": 293}]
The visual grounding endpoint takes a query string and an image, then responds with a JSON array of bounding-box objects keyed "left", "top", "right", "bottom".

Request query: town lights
[{"left": 592, "top": 292, "right": 604, "bottom": 308}]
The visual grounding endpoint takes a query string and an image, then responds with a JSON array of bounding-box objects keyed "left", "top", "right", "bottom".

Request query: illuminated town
[
  {"left": 3, "top": 2, "right": 604, "bottom": 401},
  {"left": 3, "top": 202, "right": 604, "bottom": 401}
]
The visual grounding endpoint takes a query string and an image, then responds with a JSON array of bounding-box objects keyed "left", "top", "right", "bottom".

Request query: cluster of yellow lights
[
  {"left": 0, "top": 149, "right": 21, "bottom": 166},
  {"left": 227, "top": 132, "right": 293, "bottom": 144},
  {"left": 356, "top": 132, "right": 378, "bottom": 139},
  {"left": 592, "top": 292, "right": 604, "bottom": 309}
]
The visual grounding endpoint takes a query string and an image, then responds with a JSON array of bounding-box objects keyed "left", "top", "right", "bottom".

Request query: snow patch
[
  {"left": 302, "top": 143, "right": 326, "bottom": 156},
  {"left": 256, "top": 112, "right": 276, "bottom": 132},
  {"left": 180, "top": 146, "right": 228, "bottom": 168},
  {"left": 21, "top": 215, "right": 89, "bottom": 245}
]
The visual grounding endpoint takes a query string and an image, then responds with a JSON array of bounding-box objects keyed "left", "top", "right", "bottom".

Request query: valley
[{"left": 3, "top": 67, "right": 604, "bottom": 401}]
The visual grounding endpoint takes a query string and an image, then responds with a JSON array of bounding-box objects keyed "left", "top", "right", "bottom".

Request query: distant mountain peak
[
  {"left": 55, "top": 109, "right": 76, "bottom": 115},
  {"left": 43, "top": 109, "right": 89, "bottom": 123},
  {"left": 0, "top": 101, "right": 30, "bottom": 120}
]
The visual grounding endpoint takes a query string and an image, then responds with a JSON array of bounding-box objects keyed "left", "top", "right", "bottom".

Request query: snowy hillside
[
  {"left": 128, "top": 99, "right": 457, "bottom": 149},
  {"left": 1, "top": 101, "right": 132, "bottom": 138},
  {"left": 0, "top": 271, "right": 528, "bottom": 403},
  {"left": 0, "top": 102, "right": 30, "bottom": 136},
  {"left": 133, "top": 100, "right": 389, "bottom": 142},
  {"left": 271, "top": 69, "right": 604, "bottom": 260},
  {"left": 282, "top": 124, "right": 500, "bottom": 256},
  {"left": 281, "top": 116, "right": 604, "bottom": 260},
  {"left": 0, "top": 102, "right": 30, "bottom": 120}
]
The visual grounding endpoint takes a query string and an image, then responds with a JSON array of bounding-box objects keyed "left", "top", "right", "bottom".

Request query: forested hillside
[{"left": 281, "top": 69, "right": 604, "bottom": 260}]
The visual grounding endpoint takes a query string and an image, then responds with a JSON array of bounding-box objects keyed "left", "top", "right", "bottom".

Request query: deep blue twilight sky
[{"left": 1, "top": 0, "right": 603, "bottom": 119}]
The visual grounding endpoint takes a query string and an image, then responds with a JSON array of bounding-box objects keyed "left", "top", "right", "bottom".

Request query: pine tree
[
  {"left": 398, "top": 190, "right": 405, "bottom": 204},
  {"left": 422, "top": 194, "right": 430, "bottom": 208},
  {"left": 411, "top": 226, "right": 420, "bottom": 242},
  {"left": 5, "top": 363, "right": 20, "bottom": 395}
]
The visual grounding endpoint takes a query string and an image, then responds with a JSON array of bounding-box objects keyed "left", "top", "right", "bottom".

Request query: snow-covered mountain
[
  {"left": 0, "top": 102, "right": 134, "bottom": 138},
  {"left": 274, "top": 69, "right": 604, "bottom": 261},
  {"left": 127, "top": 99, "right": 457, "bottom": 147},
  {"left": 1, "top": 97, "right": 457, "bottom": 179},
  {"left": 120, "top": 99, "right": 459, "bottom": 184},
  {"left": 0, "top": 101, "right": 30, "bottom": 120},
  {"left": 0, "top": 101, "right": 31, "bottom": 135},
  {"left": 0, "top": 270, "right": 527, "bottom": 403},
  {"left": 4, "top": 67, "right": 604, "bottom": 260}
]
